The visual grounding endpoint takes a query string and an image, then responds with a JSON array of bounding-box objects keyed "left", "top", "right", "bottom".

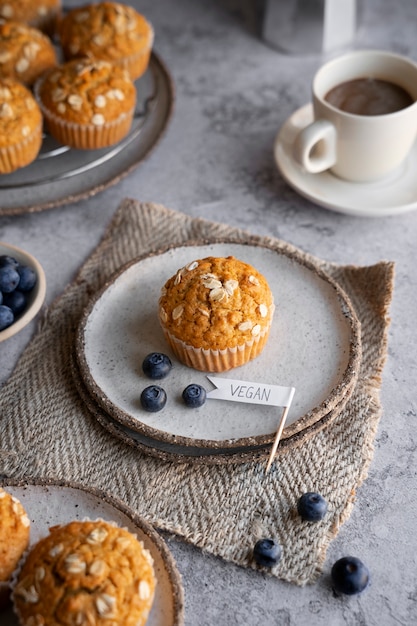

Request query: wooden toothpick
[{"left": 265, "top": 404, "right": 291, "bottom": 474}]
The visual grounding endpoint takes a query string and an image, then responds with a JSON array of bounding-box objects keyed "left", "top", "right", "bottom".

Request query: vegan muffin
[
  {"left": 0, "top": 20, "right": 57, "bottom": 86},
  {"left": 13, "top": 519, "right": 156, "bottom": 626},
  {"left": 35, "top": 57, "right": 136, "bottom": 149},
  {"left": 0, "top": 77, "right": 42, "bottom": 173},
  {"left": 0, "top": 0, "right": 61, "bottom": 36},
  {"left": 0, "top": 488, "right": 30, "bottom": 608},
  {"left": 159, "top": 256, "right": 275, "bottom": 372},
  {"left": 59, "top": 2, "right": 154, "bottom": 81}
]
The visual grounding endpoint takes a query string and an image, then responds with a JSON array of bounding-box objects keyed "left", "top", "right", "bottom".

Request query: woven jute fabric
[{"left": 0, "top": 199, "right": 394, "bottom": 585}]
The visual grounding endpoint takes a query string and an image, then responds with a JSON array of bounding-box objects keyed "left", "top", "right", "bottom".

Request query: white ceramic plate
[
  {"left": 0, "top": 481, "right": 184, "bottom": 626},
  {"left": 75, "top": 242, "right": 361, "bottom": 454},
  {"left": 274, "top": 103, "right": 417, "bottom": 217},
  {"left": 0, "top": 243, "right": 46, "bottom": 342},
  {"left": 0, "top": 52, "right": 174, "bottom": 216}
]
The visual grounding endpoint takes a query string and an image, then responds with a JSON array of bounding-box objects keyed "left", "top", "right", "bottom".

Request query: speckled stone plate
[
  {"left": 0, "top": 479, "right": 184, "bottom": 626},
  {"left": 74, "top": 241, "right": 361, "bottom": 462},
  {"left": 0, "top": 52, "right": 174, "bottom": 216}
]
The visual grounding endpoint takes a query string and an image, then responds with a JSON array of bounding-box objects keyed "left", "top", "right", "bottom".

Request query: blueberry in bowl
[{"left": 0, "top": 243, "right": 46, "bottom": 342}]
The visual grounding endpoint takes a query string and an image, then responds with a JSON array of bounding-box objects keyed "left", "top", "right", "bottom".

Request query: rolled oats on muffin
[
  {"left": 0, "top": 20, "right": 57, "bottom": 86},
  {"left": 13, "top": 519, "right": 156, "bottom": 626},
  {"left": 159, "top": 256, "right": 275, "bottom": 372},
  {"left": 35, "top": 57, "right": 137, "bottom": 150},
  {"left": 0, "top": 488, "right": 30, "bottom": 609},
  {"left": 0, "top": 0, "right": 61, "bottom": 36},
  {"left": 59, "top": 2, "right": 154, "bottom": 81},
  {"left": 0, "top": 77, "right": 42, "bottom": 173}
]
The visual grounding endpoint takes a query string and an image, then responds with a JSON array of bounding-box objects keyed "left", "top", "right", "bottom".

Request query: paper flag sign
[{"left": 206, "top": 376, "right": 295, "bottom": 408}]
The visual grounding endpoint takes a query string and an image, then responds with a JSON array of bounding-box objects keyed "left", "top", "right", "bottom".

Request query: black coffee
[{"left": 325, "top": 78, "right": 414, "bottom": 115}]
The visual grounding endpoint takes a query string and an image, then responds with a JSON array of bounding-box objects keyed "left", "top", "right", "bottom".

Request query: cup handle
[{"left": 293, "top": 119, "right": 337, "bottom": 173}]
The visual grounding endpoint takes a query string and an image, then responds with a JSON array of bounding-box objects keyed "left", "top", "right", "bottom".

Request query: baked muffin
[
  {"left": 59, "top": 2, "right": 154, "bottom": 81},
  {"left": 159, "top": 256, "right": 275, "bottom": 372},
  {"left": 0, "top": 78, "right": 43, "bottom": 173},
  {"left": 35, "top": 57, "right": 136, "bottom": 150},
  {"left": 0, "top": 488, "right": 30, "bottom": 609},
  {"left": 0, "top": 20, "right": 57, "bottom": 86},
  {"left": 13, "top": 519, "right": 156, "bottom": 626},
  {"left": 0, "top": 0, "right": 61, "bottom": 36}
]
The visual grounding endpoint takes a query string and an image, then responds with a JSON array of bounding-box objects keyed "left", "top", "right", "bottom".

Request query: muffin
[
  {"left": 0, "top": 20, "right": 57, "bottom": 86},
  {"left": 13, "top": 519, "right": 156, "bottom": 626},
  {"left": 0, "top": 488, "right": 30, "bottom": 609},
  {"left": 35, "top": 57, "right": 137, "bottom": 150},
  {"left": 0, "top": 0, "right": 61, "bottom": 36},
  {"left": 0, "top": 78, "right": 43, "bottom": 173},
  {"left": 159, "top": 256, "right": 275, "bottom": 372},
  {"left": 59, "top": 2, "right": 154, "bottom": 81}
]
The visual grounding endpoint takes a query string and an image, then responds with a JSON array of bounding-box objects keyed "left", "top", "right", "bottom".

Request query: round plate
[
  {"left": 0, "top": 52, "right": 174, "bottom": 216},
  {"left": 75, "top": 241, "right": 361, "bottom": 456},
  {"left": 0, "top": 480, "right": 184, "bottom": 626},
  {"left": 274, "top": 103, "right": 417, "bottom": 217},
  {"left": 0, "top": 242, "right": 46, "bottom": 342},
  {"left": 71, "top": 352, "right": 357, "bottom": 464}
]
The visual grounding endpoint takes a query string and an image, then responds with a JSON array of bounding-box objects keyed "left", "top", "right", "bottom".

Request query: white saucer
[{"left": 274, "top": 104, "right": 417, "bottom": 217}]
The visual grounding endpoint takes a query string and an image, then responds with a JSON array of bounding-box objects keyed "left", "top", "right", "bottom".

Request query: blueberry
[
  {"left": 182, "top": 384, "right": 207, "bottom": 408},
  {"left": 0, "top": 265, "right": 20, "bottom": 293},
  {"left": 0, "top": 255, "right": 19, "bottom": 269},
  {"left": 142, "top": 352, "right": 172, "bottom": 379},
  {"left": 16, "top": 265, "right": 36, "bottom": 292},
  {"left": 3, "top": 290, "right": 27, "bottom": 315},
  {"left": 297, "top": 492, "right": 328, "bottom": 522},
  {"left": 0, "top": 291, "right": 2, "bottom": 305},
  {"left": 140, "top": 385, "right": 167, "bottom": 412},
  {"left": 253, "top": 538, "right": 282, "bottom": 568},
  {"left": 0, "top": 304, "right": 14, "bottom": 330},
  {"left": 331, "top": 556, "right": 370, "bottom": 595}
]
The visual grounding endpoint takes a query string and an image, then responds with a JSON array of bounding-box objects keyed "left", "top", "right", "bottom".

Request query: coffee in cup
[{"left": 293, "top": 50, "right": 417, "bottom": 182}]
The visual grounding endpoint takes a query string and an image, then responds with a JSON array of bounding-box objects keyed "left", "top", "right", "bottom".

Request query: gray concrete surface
[{"left": 1, "top": 0, "right": 416, "bottom": 624}]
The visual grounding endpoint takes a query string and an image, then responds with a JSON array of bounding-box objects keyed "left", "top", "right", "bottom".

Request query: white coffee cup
[{"left": 293, "top": 50, "right": 417, "bottom": 182}]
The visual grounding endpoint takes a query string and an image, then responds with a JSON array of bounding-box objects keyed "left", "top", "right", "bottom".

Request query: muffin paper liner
[
  {"left": 161, "top": 321, "right": 272, "bottom": 372},
  {"left": 0, "top": 125, "right": 42, "bottom": 174}
]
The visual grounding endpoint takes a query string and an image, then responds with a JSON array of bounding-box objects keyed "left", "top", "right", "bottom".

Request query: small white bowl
[{"left": 0, "top": 242, "right": 46, "bottom": 342}]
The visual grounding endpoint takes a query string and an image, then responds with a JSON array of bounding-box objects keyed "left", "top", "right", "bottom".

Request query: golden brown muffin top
[
  {"left": 0, "top": 488, "right": 30, "bottom": 581},
  {"left": 0, "top": 78, "right": 42, "bottom": 148},
  {"left": 0, "top": 20, "right": 57, "bottom": 86},
  {"left": 159, "top": 256, "right": 275, "bottom": 351},
  {"left": 36, "top": 57, "right": 136, "bottom": 126},
  {"left": 59, "top": 2, "right": 154, "bottom": 63},
  {"left": 13, "top": 519, "right": 156, "bottom": 626},
  {"left": 0, "top": 0, "right": 61, "bottom": 32}
]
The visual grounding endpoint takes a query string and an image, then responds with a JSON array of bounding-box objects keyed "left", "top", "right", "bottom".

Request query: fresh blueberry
[
  {"left": 16, "top": 265, "right": 37, "bottom": 292},
  {"left": 331, "top": 556, "right": 370, "bottom": 595},
  {"left": 3, "top": 290, "right": 27, "bottom": 315},
  {"left": 0, "top": 305, "right": 14, "bottom": 330},
  {"left": 140, "top": 385, "right": 167, "bottom": 412},
  {"left": 0, "top": 255, "right": 19, "bottom": 269},
  {"left": 0, "top": 265, "right": 20, "bottom": 293},
  {"left": 182, "top": 384, "right": 207, "bottom": 408},
  {"left": 142, "top": 352, "right": 172, "bottom": 379},
  {"left": 0, "top": 291, "right": 2, "bottom": 305},
  {"left": 297, "top": 492, "right": 328, "bottom": 522},
  {"left": 253, "top": 538, "right": 282, "bottom": 568}
]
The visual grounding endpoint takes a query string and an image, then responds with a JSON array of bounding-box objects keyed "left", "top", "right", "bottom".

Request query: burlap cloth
[{"left": 0, "top": 199, "right": 394, "bottom": 585}]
